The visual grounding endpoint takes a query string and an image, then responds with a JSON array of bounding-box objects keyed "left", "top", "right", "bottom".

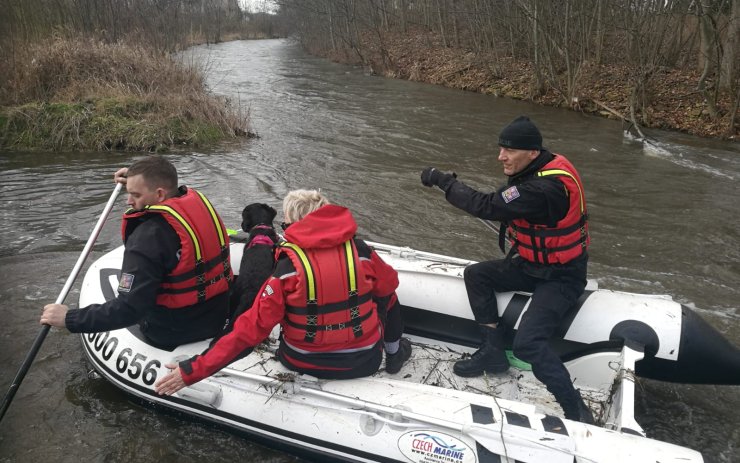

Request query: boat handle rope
[{"left": 208, "top": 366, "right": 591, "bottom": 462}]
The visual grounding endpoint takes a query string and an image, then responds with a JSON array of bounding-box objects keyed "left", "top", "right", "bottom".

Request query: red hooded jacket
[{"left": 181, "top": 205, "right": 399, "bottom": 383}]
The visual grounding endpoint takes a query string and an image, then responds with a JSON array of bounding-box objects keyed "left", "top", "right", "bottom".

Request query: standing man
[
  {"left": 40, "top": 156, "right": 232, "bottom": 349},
  {"left": 420, "top": 116, "right": 594, "bottom": 423}
]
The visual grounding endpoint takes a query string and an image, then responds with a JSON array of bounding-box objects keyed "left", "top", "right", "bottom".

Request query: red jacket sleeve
[
  {"left": 180, "top": 275, "right": 288, "bottom": 385},
  {"left": 363, "top": 250, "right": 399, "bottom": 298}
]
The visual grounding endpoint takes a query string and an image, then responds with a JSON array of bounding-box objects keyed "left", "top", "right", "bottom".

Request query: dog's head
[{"left": 241, "top": 203, "right": 277, "bottom": 232}]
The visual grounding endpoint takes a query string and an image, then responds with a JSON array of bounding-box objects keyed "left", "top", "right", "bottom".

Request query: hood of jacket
[{"left": 283, "top": 204, "right": 357, "bottom": 249}]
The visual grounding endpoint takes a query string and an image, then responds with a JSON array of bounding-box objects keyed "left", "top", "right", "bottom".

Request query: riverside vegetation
[
  {"left": 0, "top": 0, "right": 282, "bottom": 153},
  {"left": 278, "top": 1, "right": 740, "bottom": 140},
  {"left": 0, "top": 38, "right": 250, "bottom": 152},
  {"left": 3, "top": 1, "right": 738, "bottom": 149}
]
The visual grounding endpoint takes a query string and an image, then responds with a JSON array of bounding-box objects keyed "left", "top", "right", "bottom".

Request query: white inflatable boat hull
[{"left": 77, "top": 242, "right": 709, "bottom": 462}]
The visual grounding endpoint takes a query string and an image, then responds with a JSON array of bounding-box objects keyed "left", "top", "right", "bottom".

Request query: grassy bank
[{"left": 0, "top": 38, "right": 250, "bottom": 152}]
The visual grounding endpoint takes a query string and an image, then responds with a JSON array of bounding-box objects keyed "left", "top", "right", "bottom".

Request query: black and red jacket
[
  {"left": 180, "top": 204, "right": 399, "bottom": 383},
  {"left": 122, "top": 187, "right": 232, "bottom": 308},
  {"left": 440, "top": 150, "right": 589, "bottom": 274},
  {"left": 65, "top": 187, "right": 230, "bottom": 348},
  {"left": 507, "top": 154, "right": 589, "bottom": 264}
]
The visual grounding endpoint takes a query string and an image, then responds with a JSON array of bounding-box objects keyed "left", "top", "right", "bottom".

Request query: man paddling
[
  {"left": 420, "top": 115, "right": 594, "bottom": 424},
  {"left": 40, "top": 156, "right": 232, "bottom": 349}
]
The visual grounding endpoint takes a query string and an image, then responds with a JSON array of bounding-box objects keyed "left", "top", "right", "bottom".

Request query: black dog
[
  {"left": 224, "top": 202, "right": 278, "bottom": 335},
  {"left": 203, "top": 203, "right": 277, "bottom": 356},
  {"left": 232, "top": 203, "right": 278, "bottom": 320}
]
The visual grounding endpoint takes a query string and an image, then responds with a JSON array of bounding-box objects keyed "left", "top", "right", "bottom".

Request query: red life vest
[
  {"left": 508, "top": 154, "right": 589, "bottom": 265},
  {"left": 121, "top": 187, "right": 232, "bottom": 308},
  {"left": 279, "top": 239, "right": 381, "bottom": 350}
]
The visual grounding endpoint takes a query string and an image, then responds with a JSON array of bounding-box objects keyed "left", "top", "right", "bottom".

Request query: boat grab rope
[{"left": 209, "top": 367, "right": 600, "bottom": 462}]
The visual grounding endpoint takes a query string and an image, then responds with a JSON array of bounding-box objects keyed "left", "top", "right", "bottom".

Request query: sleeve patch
[
  {"left": 262, "top": 284, "right": 274, "bottom": 297},
  {"left": 502, "top": 186, "right": 521, "bottom": 203},
  {"left": 118, "top": 273, "right": 135, "bottom": 292}
]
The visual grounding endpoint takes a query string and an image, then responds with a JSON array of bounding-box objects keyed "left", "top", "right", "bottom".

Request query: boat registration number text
[{"left": 86, "top": 332, "right": 161, "bottom": 386}]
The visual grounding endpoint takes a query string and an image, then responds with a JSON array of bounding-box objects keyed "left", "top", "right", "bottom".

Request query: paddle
[
  {"left": 0, "top": 182, "right": 124, "bottom": 422},
  {"left": 424, "top": 174, "right": 506, "bottom": 253},
  {"left": 477, "top": 217, "right": 500, "bottom": 235}
]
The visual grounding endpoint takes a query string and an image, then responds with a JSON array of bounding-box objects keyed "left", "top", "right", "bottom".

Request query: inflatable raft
[{"left": 77, "top": 239, "right": 740, "bottom": 462}]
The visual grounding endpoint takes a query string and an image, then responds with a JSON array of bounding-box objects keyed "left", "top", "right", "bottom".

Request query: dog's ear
[
  {"left": 241, "top": 205, "right": 252, "bottom": 232},
  {"left": 264, "top": 204, "right": 277, "bottom": 222}
]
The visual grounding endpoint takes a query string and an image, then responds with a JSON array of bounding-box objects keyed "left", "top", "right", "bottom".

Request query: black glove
[
  {"left": 421, "top": 167, "right": 440, "bottom": 187},
  {"left": 421, "top": 167, "right": 457, "bottom": 191}
]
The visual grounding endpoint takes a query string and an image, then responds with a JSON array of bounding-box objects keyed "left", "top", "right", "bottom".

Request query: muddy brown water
[{"left": 1, "top": 39, "right": 739, "bottom": 462}]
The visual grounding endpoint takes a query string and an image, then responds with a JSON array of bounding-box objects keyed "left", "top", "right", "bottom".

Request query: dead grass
[{"left": 0, "top": 37, "right": 251, "bottom": 152}]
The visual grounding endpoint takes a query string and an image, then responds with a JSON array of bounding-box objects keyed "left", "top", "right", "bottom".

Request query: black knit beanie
[{"left": 498, "top": 116, "right": 542, "bottom": 150}]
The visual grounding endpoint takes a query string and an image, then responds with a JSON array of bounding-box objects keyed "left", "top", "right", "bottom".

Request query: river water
[{"left": 1, "top": 39, "right": 738, "bottom": 462}]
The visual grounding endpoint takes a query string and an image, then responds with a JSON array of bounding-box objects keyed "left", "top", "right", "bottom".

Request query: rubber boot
[
  {"left": 453, "top": 326, "right": 510, "bottom": 377},
  {"left": 561, "top": 389, "right": 595, "bottom": 425},
  {"left": 385, "top": 338, "right": 412, "bottom": 374}
]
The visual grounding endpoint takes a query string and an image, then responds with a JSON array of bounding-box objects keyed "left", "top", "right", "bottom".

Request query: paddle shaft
[
  {"left": 430, "top": 180, "right": 506, "bottom": 253},
  {"left": 0, "top": 182, "right": 123, "bottom": 422},
  {"left": 478, "top": 218, "right": 501, "bottom": 234}
]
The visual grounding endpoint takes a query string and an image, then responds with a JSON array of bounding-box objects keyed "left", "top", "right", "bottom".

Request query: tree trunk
[
  {"left": 696, "top": 1, "right": 720, "bottom": 118},
  {"left": 720, "top": 0, "right": 739, "bottom": 90},
  {"left": 436, "top": 0, "right": 447, "bottom": 47}
]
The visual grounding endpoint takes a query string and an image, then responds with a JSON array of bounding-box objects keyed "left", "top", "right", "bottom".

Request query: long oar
[
  {"left": 426, "top": 176, "right": 506, "bottom": 254},
  {"left": 0, "top": 182, "right": 123, "bottom": 422},
  {"left": 477, "top": 217, "right": 500, "bottom": 234}
]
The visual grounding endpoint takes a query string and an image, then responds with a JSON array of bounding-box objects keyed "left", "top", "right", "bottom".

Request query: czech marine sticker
[
  {"left": 398, "top": 430, "right": 476, "bottom": 463},
  {"left": 502, "top": 186, "right": 520, "bottom": 203},
  {"left": 118, "top": 273, "right": 135, "bottom": 292}
]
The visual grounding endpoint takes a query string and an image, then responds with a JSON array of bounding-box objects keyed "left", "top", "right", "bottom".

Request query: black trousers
[
  {"left": 463, "top": 255, "right": 588, "bottom": 409},
  {"left": 375, "top": 294, "right": 404, "bottom": 342}
]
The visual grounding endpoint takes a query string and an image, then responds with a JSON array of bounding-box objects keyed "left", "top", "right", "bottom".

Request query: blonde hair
[{"left": 282, "top": 189, "right": 330, "bottom": 223}]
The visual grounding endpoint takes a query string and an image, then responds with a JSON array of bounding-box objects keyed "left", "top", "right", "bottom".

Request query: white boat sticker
[{"left": 398, "top": 430, "right": 477, "bottom": 463}]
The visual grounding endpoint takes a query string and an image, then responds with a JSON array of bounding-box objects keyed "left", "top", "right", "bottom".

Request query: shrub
[{"left": 0, "top": 37, "right": 250, "bottom": 151}]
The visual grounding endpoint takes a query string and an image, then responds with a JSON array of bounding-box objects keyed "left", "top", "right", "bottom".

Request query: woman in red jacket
[{"left": 155, "top": 190, "right": 411, "bottom": 395}]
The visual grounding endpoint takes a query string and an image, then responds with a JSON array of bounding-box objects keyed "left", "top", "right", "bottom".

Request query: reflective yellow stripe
[
  {"left": 344, "top": 240, "right": 357, "bottom": 292},
  {"left": 537, "top": 169, "right": 586, "bottom": 214},
  {"left": 281, "top": 241, "right": 357, "bottom": 302},
  {"left": 147, "top": 205, "right": 201, "bottom": 260},
  {"left": 195, "top": 190, "right": 226, "bottom": 247},
  {"left": 281, "top": 242, "right": 316, "bottom": 301}
]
